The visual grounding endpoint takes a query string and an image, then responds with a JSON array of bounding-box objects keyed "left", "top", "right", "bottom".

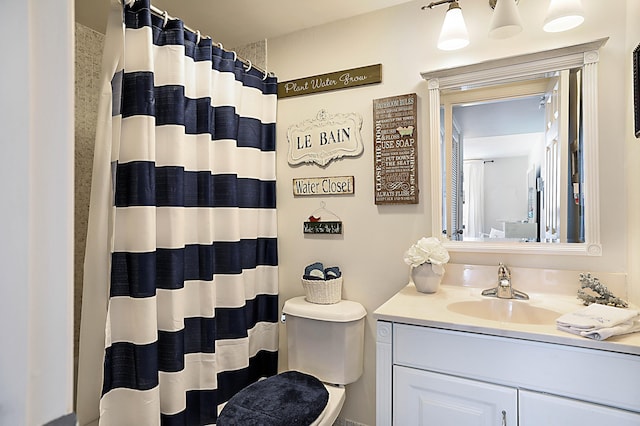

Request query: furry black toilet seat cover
[{"left": 217, "top": 370, "right": 329, "bottom": 425}]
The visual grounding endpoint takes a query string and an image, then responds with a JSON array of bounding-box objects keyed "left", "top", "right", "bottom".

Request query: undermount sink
[{"left": 447, "top": 298, "right": 563, "bottom": 324}]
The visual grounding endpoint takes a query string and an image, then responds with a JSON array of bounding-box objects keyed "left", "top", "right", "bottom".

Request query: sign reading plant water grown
[{"left": 278, "top": 64, "right": 382, "bottom": 98}]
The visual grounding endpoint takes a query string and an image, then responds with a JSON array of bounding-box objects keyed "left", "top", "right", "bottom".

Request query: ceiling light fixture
[
  {"left": 543, "top": 0, "right": 584, "bottom": 33},
  {"left": 489, "top": 0, "right": 523, "bottom": 39},
  {"left": 424, "top": 0, "right": 584, "bottom": 51},
  {"left": 422, "top": 0, "right": 470, "bottom": 51}
]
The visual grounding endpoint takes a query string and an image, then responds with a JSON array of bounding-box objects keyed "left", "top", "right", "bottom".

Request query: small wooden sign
[
  {"left": 373, "top": 93, "right": 419, "bottom": 205},
  {"left": 278, "top": 64, "right": 382, "bottom": 98},
  {"left": 303, "top": 221, "right": 343, "bottom": 234},
  {"left": 293, "top": 176, "right": 355, "bottom": 196}
]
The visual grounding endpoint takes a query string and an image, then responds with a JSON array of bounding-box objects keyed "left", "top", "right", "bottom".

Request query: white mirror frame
[{"left": 421, "top": 38, "right": 608, "bottom": 256}]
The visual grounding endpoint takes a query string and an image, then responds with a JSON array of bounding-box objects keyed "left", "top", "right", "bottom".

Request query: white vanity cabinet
[
  {"left": 394, "top": 366, "right": 517, "bottom": 425},
  {"left": 376, "top": 322, "right": 640, "bottom": 426},
  {"left": 519, "top": 390, "right": 640, "bottom": 426}
]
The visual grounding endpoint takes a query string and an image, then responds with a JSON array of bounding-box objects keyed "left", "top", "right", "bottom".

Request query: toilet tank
[{"left": 282, "top": 296, "right": 366, "bottom": 385}]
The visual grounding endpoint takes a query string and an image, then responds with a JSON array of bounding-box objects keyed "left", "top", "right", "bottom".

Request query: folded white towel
[
  {"left": 556, "top": 304, "right": 640, "bottom": 340},
  {"left": 575, "top": 319, "right": 640, "bottom": 341}
]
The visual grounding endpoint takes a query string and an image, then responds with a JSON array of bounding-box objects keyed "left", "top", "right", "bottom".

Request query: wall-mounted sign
[
  {"left": 303, "top": 202, "right": 343, "bottom": 234},
  {"left": 278, "top": 64, "right": 382, "bottom": 99},
  {"left": 293, "top": 176, "right": 355, "bottom": 196},
  {"left": 303, "top": 221, "right": 343, "bottom": 234},
  {"left": 287, "top": 109, "right": 364, "bottom": 167},
  {"left": 373, "top": 93, "right": 419, "bottom": 205}
]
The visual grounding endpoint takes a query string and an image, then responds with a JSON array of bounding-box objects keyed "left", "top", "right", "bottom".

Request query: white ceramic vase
[{"left": 411, "top": 263, "right": 444, "bottom": 294}]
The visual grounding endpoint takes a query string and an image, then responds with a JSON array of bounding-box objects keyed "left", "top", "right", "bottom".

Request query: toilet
[{"left": 217, "top": 296, "right": 366, "bottom": 425}]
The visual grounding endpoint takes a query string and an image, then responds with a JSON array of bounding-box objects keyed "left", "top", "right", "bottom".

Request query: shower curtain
[
  {"left": 463, "top": 160, "right": 485, "bottom": 239},
  {"left": 77, "top": 1, "right": 279, "bottom": 424}
]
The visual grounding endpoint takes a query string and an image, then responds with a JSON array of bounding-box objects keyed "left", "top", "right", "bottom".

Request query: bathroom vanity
[{"left": 374, "top": 282, "right": 640, "bottom": 425}]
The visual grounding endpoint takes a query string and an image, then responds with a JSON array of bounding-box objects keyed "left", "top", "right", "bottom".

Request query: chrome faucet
[{"left": 481, "top": 263, "right": 529, "bottom": 300}]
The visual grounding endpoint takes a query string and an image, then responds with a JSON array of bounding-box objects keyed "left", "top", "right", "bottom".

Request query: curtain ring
[
  {"left": 218, "top": 42, "right": 224, "bottom": 50},
  {"left": 195, "top": 30, "right": 201, "bottom": 45},
  {"left": 245, "top": 60, "right": 252, "bottom": 72},
  {"left": 232, "top": 51, "right": 238, "bottom": 61},
  {"left": 162, "top": 11, "right": 168, "bottom": 28},
  {"left": 262, "top": 70, "right": 269, "bottom": 81}
]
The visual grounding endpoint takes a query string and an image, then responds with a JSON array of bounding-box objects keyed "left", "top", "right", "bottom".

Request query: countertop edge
[{"left": 373, "top": 284, "right": 640, "bottom": 356}]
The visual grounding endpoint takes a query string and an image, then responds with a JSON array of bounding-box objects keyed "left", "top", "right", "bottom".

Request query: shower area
[{"left": 74, "top": 1, "right": 278, "bottom": 424}]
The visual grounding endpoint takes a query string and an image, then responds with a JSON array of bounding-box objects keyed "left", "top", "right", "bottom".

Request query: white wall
[
  {"left": 268, "top": 1, "right": 633, "bottom": 424},
  {"left": 0, "top": 1, "right": 75, "bottom": 425},
  {"left": 626, "top": 1, "right": 640, "bottom": 311}
]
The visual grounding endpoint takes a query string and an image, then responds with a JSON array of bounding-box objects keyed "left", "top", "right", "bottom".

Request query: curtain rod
[{"left": 122, "top": 0, "right": 270, "bottom": 77}]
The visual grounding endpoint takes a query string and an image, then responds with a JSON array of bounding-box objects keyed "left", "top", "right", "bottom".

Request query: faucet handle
[
  {"left": 497, "top": 263, "right": 511, "bottom": 280},
  {"left": 498, "top": 262, "right": 511, "bottom": 287}
]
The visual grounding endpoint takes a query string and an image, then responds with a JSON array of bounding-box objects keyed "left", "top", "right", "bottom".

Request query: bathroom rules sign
[{"left": 373, "top": 93, "right": 419, "bottom": 204}]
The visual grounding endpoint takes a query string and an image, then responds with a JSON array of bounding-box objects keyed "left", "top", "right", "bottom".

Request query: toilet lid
[{"left": 217, "top": 371, "right": 329, "bottom": 426}]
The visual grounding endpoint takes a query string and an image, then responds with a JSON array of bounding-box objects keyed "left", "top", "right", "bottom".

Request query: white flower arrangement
[{"left": 403, "top": 237, "right": 450, "bottom": 275}]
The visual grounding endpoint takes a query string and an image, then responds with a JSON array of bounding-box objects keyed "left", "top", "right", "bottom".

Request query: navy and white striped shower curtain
[{"left": 77, "top": 0, "right": 279, "bottom": 424}]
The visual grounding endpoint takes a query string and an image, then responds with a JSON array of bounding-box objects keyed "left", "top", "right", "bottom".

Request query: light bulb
[
  {"left": 543, "top": 0, "right": 584, "bottom": 33},
  {"left": 438, "top": 2, "right": 469, "bottom": 50},
  {"left": 489, "top": 0, "right": 523, "bottom": 39}
]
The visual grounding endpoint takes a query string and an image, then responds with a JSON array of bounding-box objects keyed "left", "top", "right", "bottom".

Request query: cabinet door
[
  {"left": 394, "top": 366, "right": 517, "bottom": 426},
  {"left": 520, "top": 390, "right": 640, "bottom": 426}
]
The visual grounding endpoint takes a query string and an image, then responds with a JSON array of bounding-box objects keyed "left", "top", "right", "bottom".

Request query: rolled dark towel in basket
[
  {"left": 303, "top": 262, "right": 341, "bottom": 280},
  {"left": 303, "top": 262, "right": 325, "bottom": 280},
  {"left": 325, "top": 266, "right": 341, "bottom": 279}
]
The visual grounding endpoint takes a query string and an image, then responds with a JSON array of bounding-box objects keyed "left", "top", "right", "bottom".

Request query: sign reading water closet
[{"left": 293, "top": 176, "right": 355, "bottom": 196}]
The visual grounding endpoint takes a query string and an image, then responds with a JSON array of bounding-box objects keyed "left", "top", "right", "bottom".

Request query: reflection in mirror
[
  {"left": 441, "top": 71, "right": 583, "bottom": 244},
  {"left": 422, "top": 38, "right": 607, "bottom": 255}
]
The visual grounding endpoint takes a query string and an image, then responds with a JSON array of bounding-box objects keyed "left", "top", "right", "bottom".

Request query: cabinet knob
[{"left": 501, "top": 410, "right": 507, "bottom": 426}]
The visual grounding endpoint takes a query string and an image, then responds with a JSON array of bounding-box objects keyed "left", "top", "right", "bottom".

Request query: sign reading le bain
[{"left": 287, "top": 109, "right": 364, "bottom": 167}]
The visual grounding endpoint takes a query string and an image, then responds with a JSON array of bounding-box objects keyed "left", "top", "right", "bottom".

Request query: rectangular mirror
[
  {"left": 441, "top": 71, "right": 583, "bottom": 244},
  {"left": 422, "top": 38, "right": 607, "bottom": 256}
]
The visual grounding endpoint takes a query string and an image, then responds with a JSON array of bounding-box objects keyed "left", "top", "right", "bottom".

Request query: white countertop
[{"left": 374, "top": 283, "right": 640, "bottom": 356}]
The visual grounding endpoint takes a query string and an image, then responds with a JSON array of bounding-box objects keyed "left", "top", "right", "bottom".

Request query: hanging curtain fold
[
  {"left": 77, "top": 1, "right": 279, "bottom": 424},
  {"left": 463, "top": 160, "right": 485, "bottom": 239}
]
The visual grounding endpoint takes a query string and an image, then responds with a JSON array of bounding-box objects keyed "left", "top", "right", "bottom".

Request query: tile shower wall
[
  {"left": 232, "top": 39, "right": 267, "bottom": 72},
  {"left": 74, "top": 23, "right": 104, "bottom": 402}
]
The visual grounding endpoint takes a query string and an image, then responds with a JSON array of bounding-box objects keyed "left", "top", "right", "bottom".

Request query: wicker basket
[{"left": 301, "top": 276, "right": 342, "bottom": 304}]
